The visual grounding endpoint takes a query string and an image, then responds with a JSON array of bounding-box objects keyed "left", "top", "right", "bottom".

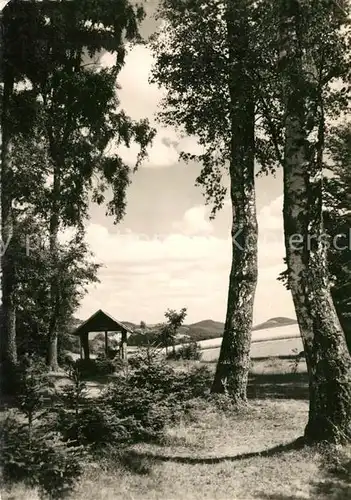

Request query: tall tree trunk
[
  {"left": 332, "top": 292, "right": 351, "bottom": 355},
  {"left": 280, "top": 0, "right": 351, "bottom": 443},
  {"left": 283, "top": 111, "right": 351, "bottom": 442},
  {"left": 211, "top": 2, "right": 258, "bottom": 402},
  {"left": 46, "top": 156, "right": 61, "bottom": 371},
  {"left": 0, "top": 14, "right": 17, "bottom": 393}
]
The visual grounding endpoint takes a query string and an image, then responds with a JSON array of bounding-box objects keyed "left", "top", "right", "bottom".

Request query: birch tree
[
  {"left": 151, "top": 0, "right": 268, "bottom": 402},
  {"left": 267, "top": 0, "right": 351, "bottom": 442}
]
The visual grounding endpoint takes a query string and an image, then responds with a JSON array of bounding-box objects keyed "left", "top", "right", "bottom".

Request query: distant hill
[
  {"left": 184, "top": 320, "right": 225, "bottom": 342},
  {"left": 252, "top": 317, "right": 297, "bottom": 331},
  {"left": 181, "top": 317, "right": 297, "bottom": 342}
]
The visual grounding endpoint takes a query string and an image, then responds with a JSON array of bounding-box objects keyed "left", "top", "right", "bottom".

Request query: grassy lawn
[{"left": 2, "top": 358, "right": 350, "bottom": 500}]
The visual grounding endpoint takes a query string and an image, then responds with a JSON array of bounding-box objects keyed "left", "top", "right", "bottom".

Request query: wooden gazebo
[{"left": 73, "top": 309, "right": 132, "bottom": 361}]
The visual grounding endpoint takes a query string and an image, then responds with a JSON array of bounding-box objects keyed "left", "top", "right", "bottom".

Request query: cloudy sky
[{"left": 76, "top": 4, "right": 295, "bottom": 325}]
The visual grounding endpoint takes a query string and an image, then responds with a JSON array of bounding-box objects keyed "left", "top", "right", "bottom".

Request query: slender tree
[
  {"left": 13, "top": 214, "right": 99, "bottom": 360},
  {"left": 0, "top": 0, "right": 37, "bottom": 386},
  {"left": 164, "top": 307, "right": 187, "bottom": 355},
  {"left": 210, "top": 1, "right": 257, "bottom": 398},
  {"left": 271, "top": 0, "right": 351, "bottom": 442},
  {"left": 279, "top": 122, "right": 351, "bottom": 355},
  {"left": 151, "top": 0, "right": 264, "bottom": 402}
]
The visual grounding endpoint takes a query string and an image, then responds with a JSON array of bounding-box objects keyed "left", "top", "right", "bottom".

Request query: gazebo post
[
  {"left": 105, "top": 330, "right": 108, "bottom": 357},
  {"left": 82, "top": 333, "right": 90, "bottom": 360},
  {"left": 120, "top": 330, "right": 127, "bottom": 361}
]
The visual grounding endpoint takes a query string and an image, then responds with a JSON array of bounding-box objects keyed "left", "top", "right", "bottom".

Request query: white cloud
[
  {"left": 84, "top": 224, "right": 225, "bottom": 265},
  {"left": 77, "top": 195, "right": 294, "bottom": 324},
  {"left": 101, "top": 44, "right": 203, "bottom": 168},
  {"left": 172, "top": 205, "right": 213, "bottom": 236},
  {"left": 257, "top": 195, "right": 285, "bottom": 270},
  {"left": 258, "top": 195, "right": 283, "bottom": 233},
  {"left": 114, "top": 44, "right": 163, "bottom": 122},
  {"left": 115, "top": 130, "right": 180, "bottom": 168}
]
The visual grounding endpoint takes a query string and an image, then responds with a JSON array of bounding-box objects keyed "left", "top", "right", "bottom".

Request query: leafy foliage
[
  {"left": 11, "top": 215, "right": 100, "bottom": 360},
  {"left": 158, "top": 307, "right": 187, "bottom": 352},
  {"left": 166, "top": 341, "right": 203, "bottom": 361},
  {"left": 54, "top": 356, "right": 212, "bottom": 451},
  {"left": 324, "top": 124, "right": 351, "bottom": 352},
  {"left": 1, "top": 419, "right": 84, "bottom": 500},
  {"left": 3, "top": 0, "right": 156, "bottom": 227},
  {"left": 12, "top": 355, "right": 54, "bottom": 426},
  {"left": 74, "top": 356, "right": 123, "bottom": 378},
  {"left": 0, "top": 359, "right": 84, "bottom": 499}
]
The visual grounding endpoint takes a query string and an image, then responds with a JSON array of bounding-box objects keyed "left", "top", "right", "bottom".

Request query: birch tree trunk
[
  {"left": 283, "top": 111, "right": 351, "bottom": 442},
  {"left": 280, "top": 0, "right": 351, "bottom": 442},
  {"left": 0, "top": 12, "right": 17, "bottom": 392},
  {"left": 46, "top": 143, "right": 61, "bottom": 371},
  {"left": 211, "top": 1, "right": 258, "bottom": 401}
]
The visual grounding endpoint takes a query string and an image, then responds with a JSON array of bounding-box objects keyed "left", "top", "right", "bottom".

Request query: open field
[
  {"left": 202, "top": 337, "right": 304, "bottom": 362},
  {"left": 198, "top": 324, "right": 301, "bottom": 350}
]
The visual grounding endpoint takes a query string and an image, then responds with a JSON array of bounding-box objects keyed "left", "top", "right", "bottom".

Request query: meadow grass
[{"left": 2, "top": 358, "right": 350, "bottom": 500}]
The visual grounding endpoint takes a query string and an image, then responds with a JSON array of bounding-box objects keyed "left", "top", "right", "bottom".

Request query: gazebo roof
[{"left": 72, "top": 309, "right": 133, "bottom": 336}]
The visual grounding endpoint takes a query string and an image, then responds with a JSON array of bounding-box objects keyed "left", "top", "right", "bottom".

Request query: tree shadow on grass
[
  {"left": 247, "top": 372, "right": 309, "bottom": 400},
  {"left": 311, "top": 454, "right": 351, "bottom": 500},
  {"left": 312, "top": 479, "right": 351, "bottom": 499},
  {"left": 256, "top": 448, "right": 351, "bottom": 499},
  {"left": 121, "top": 437, "right": 306, "bottom": 472},
  {"left": 254, "top": 495, "right": 302, "bottom": 499}
]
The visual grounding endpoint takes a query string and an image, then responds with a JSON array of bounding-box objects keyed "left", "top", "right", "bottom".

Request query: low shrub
[
  {"left": 0, "top": 356, "right": 84, "bottom": 499},
  {"left": 289, "top": 349, "right": 306, "bottom": 373},
  {"left": 13, "top": 355, "right": 54, "bottom": 415},
  {"left": 316, "top": 444, "right": 351, "bottom": 498},
  {"left": 74, "top": 356, "right": 122, "bottom": 378},
  {"left": 57, "top": 402, "right": 136, "bottom": 447},
  {"left": 99, "top": 360, "right": 213, "bottom": 444},
  {"left": 55, "top": 361, "right": 134, "bottom": 449},
  {"left": 167, "top": 342, "right": 203, "bottom": 361},
  {"left": 1, "top": 418, "right": 84, "bottom": 499},
  {"left": 103, "top": 378, "right": 173, "bottom": 442},
  {"left": 127, "top": 359, "right": 212, "bottom": 401},
  {"left": 319, "top": 443, "right": 351, "bottom": 477},
  {"left": 207, "top": 393, "right": 239, "bottom": 413}
]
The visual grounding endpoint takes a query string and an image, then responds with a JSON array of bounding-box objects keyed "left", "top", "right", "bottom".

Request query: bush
[
  {"left": 126, "top": 359, "right": 211, "bottom": 399},
  {"left": 55, "top": 361, "right": 133, "bottom": 449},
  {"left": 103, "top": 377, "right": 173, "bottom": 442},
  {"left": 1, "top": 418, "right": 83, "bottom": 499},
  {"left": 74, "top": 356, "right": 122, "bottom": 378},
  {"left": 57, "top": 402, "right": 136, "bottom": 448},
  {"left": 13, "top": 355, "right": 54, "bottom": 415},
  {"left": 167, "top": 342, "right": 203, "bottom": 361},
  {"left": 0, "top": 356, "right": 84, "bottom": 498},
  {"left": 289, "top": 348, "right": 306, "bottom": 373},
  {"left": 56, "top": 357, "right": 212, "bottom": 452},
  {"left": 101, "top": 360, "right": 213, "bottom": 443}
]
